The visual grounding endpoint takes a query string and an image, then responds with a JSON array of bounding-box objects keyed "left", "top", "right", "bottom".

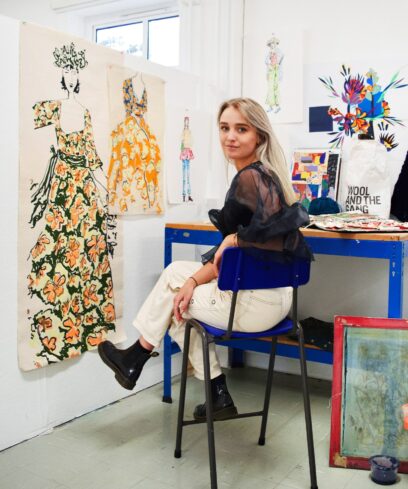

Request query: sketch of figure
[
  {"left": 265, "top": 34, "right": 283, "bottom": 113},
  {"left": 108, "top": 75, "right": 162, "bottom": 213},
  {"left": 180, "top": 116, "right": 194, "bottom": 202},
  {"left": 27, "top": 43, "right": 116, "bottom": 367}
]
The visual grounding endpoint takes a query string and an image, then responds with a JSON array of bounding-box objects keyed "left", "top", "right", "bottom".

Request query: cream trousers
[{"left": 133, "top": 261, "right": 292, "bottom": 380}]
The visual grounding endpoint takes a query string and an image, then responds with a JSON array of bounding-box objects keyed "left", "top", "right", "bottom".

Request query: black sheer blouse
[{"left": 202, "top": 162, "right": 313, "bottom": 263}]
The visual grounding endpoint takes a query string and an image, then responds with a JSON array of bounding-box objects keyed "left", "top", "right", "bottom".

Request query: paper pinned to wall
[
  {"left": 166, "top": 107, "right": 212, "bottom": 205},
  {"left": 243, "top": 29, "right": 303, "bottom": 123},
  {"left": 107, "top": 65, "right": 165, "bottom": 215},
  {"left": 18, "top": 22, "right": 125, "bottom": 371}
]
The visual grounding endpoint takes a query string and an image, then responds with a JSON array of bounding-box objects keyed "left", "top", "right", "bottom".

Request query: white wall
[
  {"left": 3, "top": 0, "right": 406, "bottom": 451},
  {"left": 242, "top": 0, "right": 408, "bottom": 379},
  {"left": 0, "top": 0, "right": 86, "bottom": 36},
  {"left": 0, "top": 0, "right": 237, "bottom": 450}
]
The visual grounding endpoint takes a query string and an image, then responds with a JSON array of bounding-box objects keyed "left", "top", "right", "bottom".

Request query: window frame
[{"left": 93, "top": 10, "right": 180, "bottom": 62}]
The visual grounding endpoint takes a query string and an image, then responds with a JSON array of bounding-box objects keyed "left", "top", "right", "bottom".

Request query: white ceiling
[{"left": 50, "top": 0, "right": 178, "bottom": 17}]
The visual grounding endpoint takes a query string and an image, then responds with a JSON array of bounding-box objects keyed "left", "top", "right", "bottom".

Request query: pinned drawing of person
[
  {"left": 180, "top": 115, "right": 194, "bottom": 202},
  {"left": 265, "top": 34, "right": 283, "bottom": 114},
  {"left": 107, "top": 74, "right": 162, "bottom": 213},
  {"left": 27, "top": 43, "right": 116, "bottom": 368}
]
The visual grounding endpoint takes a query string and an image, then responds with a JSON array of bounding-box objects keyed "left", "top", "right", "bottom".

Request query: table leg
[
  {"left": 163, "top": 231, "right": 173, "bottom": 402},
  {"left": 388, "top": 242, "right": 404, "bottom": 318},
  {"left": 162, "top": 331, "right": 173, "bottom": 403}
]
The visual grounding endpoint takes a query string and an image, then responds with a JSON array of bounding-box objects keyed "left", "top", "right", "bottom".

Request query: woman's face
[
  {"left": 62, "top": 65, "right": 79, "bottom": 93},
  {"left": 219, "top": 106, "right": 258, "bottom": 167}
]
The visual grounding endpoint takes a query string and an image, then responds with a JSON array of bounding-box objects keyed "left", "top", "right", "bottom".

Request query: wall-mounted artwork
[
  {"left": 179, "top": 115, "right": 195, "bottom": 202},
  {"left": 291, "top": 149, "right": 341, "bottom": 209},
  {"left": 18, "top": 23, "right": 125, "bottom": 371},
  {"left": 166, "top": 107, "right": 211, "bottom": 204},
  {"left": 107, "top": 65, "right": 164, "bottom": 214},
  {"left": 330, "top": 316, "right": 408, "bottom": 473},
  {"left": 319, "top": 65, "right": 407, "bottom": 151},
  {"left": 243, "top": 29, "right": 303, "bottom": 123}
]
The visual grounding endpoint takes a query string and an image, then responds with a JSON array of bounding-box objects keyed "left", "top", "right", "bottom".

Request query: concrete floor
[{"left": 0, "top": 368, "right": 406, "bottom": 489}]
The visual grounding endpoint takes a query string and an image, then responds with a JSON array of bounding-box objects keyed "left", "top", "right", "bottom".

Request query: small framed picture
[{"left": 291, "top": 149, "right": 341, "bottom": 210}]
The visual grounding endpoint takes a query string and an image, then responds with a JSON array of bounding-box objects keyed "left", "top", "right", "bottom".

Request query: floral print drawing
[
  {"left": 107, "top": 76, "right": 162, "bottom": 214},
  {"left": 27, "top": 43, "right": 117, "bottom": 368},
  {"left": 319, "top": 65, "right": 407, "bottom": 151}
]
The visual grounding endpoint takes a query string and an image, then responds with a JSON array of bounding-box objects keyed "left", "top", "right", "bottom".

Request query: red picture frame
[{"left": 330, "top": 315, "right": 408, "bottom": 473}]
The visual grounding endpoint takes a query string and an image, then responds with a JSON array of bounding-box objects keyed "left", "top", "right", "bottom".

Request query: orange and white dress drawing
[{"left": 107, "top": 78, "right": 162, "bottom": 214}]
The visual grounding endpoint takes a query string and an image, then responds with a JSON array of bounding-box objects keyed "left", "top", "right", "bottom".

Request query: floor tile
[{"left": 2, "top": 369, "right": 404, "bottom": 489}]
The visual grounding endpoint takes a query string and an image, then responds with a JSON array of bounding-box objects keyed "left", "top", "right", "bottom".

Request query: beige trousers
[{"left": 133, "top": 261, "right": 292, "bottom": 380}]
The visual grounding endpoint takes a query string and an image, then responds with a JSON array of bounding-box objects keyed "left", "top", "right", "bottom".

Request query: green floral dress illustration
[{"left": 28, "top": 100, "right": 116, "bottom": 368}]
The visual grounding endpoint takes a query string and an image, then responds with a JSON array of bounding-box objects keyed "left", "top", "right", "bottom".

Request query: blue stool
[{"left": 174, "top": 247, "right": 318, "bottom": 489}]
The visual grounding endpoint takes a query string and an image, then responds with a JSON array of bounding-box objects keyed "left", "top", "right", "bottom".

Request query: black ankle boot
[
  {"left": 98, "top": 340, "right": 158, "bottom": 390},
  {"left": 193, "top": 374, "right": 237, "bottom": 421}
]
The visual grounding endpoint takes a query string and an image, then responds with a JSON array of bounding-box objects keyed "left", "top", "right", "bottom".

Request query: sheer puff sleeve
[{"left": 204, "top": 163, "right": 313, "bottom": 262}]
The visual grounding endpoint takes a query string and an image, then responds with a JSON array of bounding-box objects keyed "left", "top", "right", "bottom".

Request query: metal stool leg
[
  {"left": 174, "top": 323, "right": 192, "bottom": 458},
  {"left": 298, "top": 324, "right": 318, "bottom": 489},
  {"left": 258, "top": 336, "right": 278, "bottom": 445},
  {"left": 202, "top": 331, "right": 218, "bottom": 489}
]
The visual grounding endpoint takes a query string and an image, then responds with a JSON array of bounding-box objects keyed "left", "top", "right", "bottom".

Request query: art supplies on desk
[{"left": 308, "top": 211, "right": 408, "bottom": 232}]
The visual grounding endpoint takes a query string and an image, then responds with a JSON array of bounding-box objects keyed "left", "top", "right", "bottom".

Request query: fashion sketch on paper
[
  {"left": 107, "top": 75, "right": 162, "bottom": 214},
  {"left": 180, "top": 115, "right": 194, "bottom": 202},
  {"left": 27, "top": 43, "right": 117, "bottom": 368},
  {"left": 265, "top": 34, "right": 283, "bottom": 113}
]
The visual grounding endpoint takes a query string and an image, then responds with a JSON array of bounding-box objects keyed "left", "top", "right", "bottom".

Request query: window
[
  {"left": 96, "top": 22, "right": 144, "bottom": 57},
  {"left": 95, "top": 14, "right": 180, "bottom": 67}
]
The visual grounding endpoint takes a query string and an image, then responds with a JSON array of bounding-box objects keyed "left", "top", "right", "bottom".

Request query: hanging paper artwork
[
  {"left": 107, "top": 65, "right": 164, "bottom": 214},
  {"left": 265, "top": 34, "right": 283, "bottom": 114},
  {"left": 291, "top": 149, "right": 341, "bottom": 209},
  {"left": 243, "top": 29, "right": 303, "bottom": 123},
  {"left": 18, "top": 23, "right": 125, "bottom": 371},
  {"left": 179, "top": 115, "right": 194, "bottom": 202},
  {"left": 166, "top": 107, "right": 211, "bottom": 205},
  {"left": 319, "top": 65, "right": 408, "bottom": 151}
]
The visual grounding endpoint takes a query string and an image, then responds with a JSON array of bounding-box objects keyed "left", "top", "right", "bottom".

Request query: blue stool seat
[{"left": 197, "top": 317, "right": 293, "bottom": 339}]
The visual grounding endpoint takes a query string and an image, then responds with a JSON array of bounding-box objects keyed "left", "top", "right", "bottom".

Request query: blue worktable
[{"left": 162, "top": 223, "right": 408, "bottom": 402}]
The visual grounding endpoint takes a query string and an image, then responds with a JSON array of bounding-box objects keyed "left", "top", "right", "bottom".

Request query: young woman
[{"left": 98, "top": 97, "right": 311, "bottom": 420}]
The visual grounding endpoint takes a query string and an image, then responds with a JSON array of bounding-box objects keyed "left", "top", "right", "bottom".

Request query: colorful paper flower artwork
[{"left": 319, "top": 65, "right": 407, "bottom": 151}]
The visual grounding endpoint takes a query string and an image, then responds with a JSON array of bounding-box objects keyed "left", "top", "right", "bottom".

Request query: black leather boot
[
  {"left": 98, "top": 340, "right": 158, "bottom": 390},
  {"left": 193, "top": 374, "right": 238, "bottom": 421}
]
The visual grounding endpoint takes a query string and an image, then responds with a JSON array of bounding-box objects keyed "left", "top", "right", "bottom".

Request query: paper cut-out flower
[{"left": 319, "top": 65, "right": 407, "bottom": 151}]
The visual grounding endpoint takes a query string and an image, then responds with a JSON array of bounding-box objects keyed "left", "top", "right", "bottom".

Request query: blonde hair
[{"left": 217, "top": 98, "right": 296, "bottom": 205}]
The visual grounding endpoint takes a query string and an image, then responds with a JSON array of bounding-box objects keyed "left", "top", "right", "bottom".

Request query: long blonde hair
[{"left": 217, "top": 98, "right": 296, "bottom": 205}]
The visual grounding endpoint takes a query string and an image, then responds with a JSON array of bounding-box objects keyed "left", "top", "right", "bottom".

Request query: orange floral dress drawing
[
  {"left": 28, "top": 100, "right": 116, "bottom": 367},
  {"left": 107, "top": 78, "right": 162, "bottom": 214}
]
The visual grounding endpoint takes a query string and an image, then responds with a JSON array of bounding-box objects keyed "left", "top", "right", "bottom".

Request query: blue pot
[{"left": 369, "top": 455, "right": 399, "bottom": 485}]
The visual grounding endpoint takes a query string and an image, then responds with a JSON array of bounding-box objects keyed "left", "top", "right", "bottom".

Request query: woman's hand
[
  {"left": 213, "top": 233, "right": 237, "bottom": 275},
  {"left": 173, "top": 278, "right": 197, "bottom": 322}
]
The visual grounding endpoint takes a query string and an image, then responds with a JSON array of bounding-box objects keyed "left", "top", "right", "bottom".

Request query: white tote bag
[{"left": 341, "top": 139, "right": 391, "bottom": 218}]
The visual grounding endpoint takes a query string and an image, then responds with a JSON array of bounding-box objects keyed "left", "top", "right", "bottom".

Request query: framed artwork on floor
[{"left": 330, "top": 316, "right": 408, "bottom": 473}]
